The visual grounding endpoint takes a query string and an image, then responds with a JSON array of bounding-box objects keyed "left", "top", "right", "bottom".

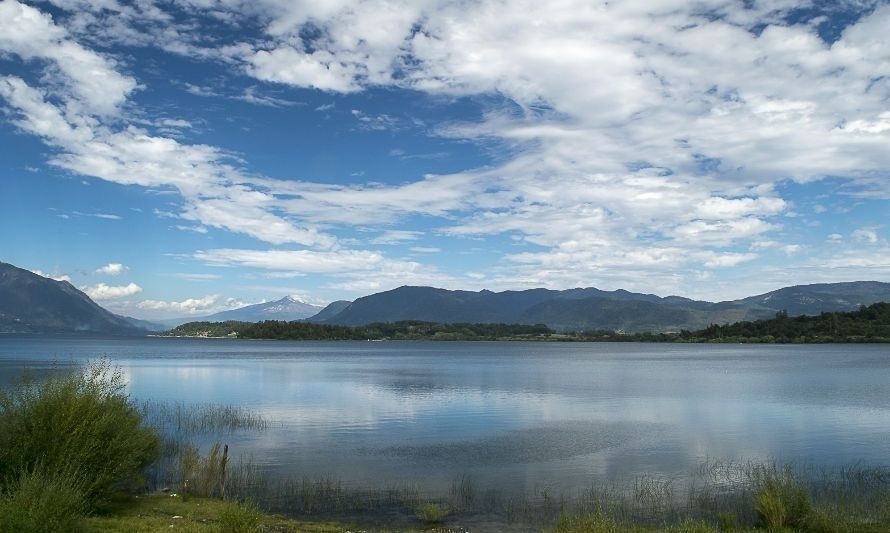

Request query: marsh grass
[
  {"left": 200, "top": 458, "right": 890, "bottom": 530},
  {"left": 142, "top": 400, "right": 268, "bottom": 435}
]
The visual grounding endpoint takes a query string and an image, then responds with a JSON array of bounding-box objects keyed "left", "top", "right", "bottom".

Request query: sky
[{"left": 1, "top": 0, "right": 889, "bottom": 320}]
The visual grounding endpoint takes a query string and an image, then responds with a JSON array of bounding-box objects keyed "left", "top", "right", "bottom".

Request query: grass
[
  {"left": 86, "top": 494, "right": 348, "bottom": 532},
  {"left": 141, "top": 401, "right": 268, "bottom": 434},
  {"left": 415, "top": 503, "right": 449, "bottom": 525},
  {"left": 550, "top": 461, "right": 890, "bottom": 533}
]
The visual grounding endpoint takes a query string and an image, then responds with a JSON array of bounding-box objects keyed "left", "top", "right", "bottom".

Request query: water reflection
[{"left": 0, "top": 336, "right": 888, "bottom": 495}]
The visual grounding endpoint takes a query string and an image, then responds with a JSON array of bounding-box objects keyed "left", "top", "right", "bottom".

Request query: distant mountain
[
  {"left": 307, "top": 300, "right": 352, "bottom": 322},
  {"left": 315, "top": 285, "right": 716, "bottom": 330},
  {"left": 190, "top": 296, "right": 322, "bottom": 324},
  {"left": 120, "top": 315, "right": 166, "bottom": 332},
  {"left": 735, "top": 282, "right": 890, "bottom": 315},
  {"left": 0, "top": 261, "right": 146, "bottom": 335},
  {"left": 315, "top": 282, "right": 890, "bottom": 332}
]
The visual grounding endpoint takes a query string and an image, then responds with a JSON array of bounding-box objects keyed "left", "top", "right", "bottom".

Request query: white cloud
[
  {"left": 852, "top": 228, "right": 879, "bottom": 243},
  {"left": 136, "top": 294, "right": 245, "bottom": 315},
  {"left": 410, "top": 247, "right": 440, "bottom": 253},
  {"left": 248, "top": 47, "right": 360, "bottom": 92},
  {"left": 3, "top": 1, "right": 890, "bottom": 298},
  {"left": 0, "top": 76, "right": 335, "bottom": 248},
  {"left": 0, "top": 0, "right": 136, "bottom": 115},
  {"left": 82, "top": 282, "right": 143, "bottom": 300},
  {"left": 95, "top": 262, "right": 128, "bottom": 276},
  {"left": 370, "top": 230, "right": 424, "bottom": 245},
  {"left": 160, "top": 118, "right": 192, "bottom": 128},
  {"left": 169, "top": 273, "right": 221, "bottom": 281},
  {"left": 234, "top": 86, "right": 297, "bottom": 107},
  {"left": 193, "top": 248, "right": 421, "bottom": 274},
  {"left": 30, "top": 269, "right": 71, "bottom": 283}
]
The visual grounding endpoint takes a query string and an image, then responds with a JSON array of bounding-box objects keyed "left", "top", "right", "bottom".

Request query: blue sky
[{"left": 1, "top": 0, "right": 888, "bottom": 319}]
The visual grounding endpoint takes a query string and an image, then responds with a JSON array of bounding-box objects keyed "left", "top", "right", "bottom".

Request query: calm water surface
[{"left": 1, "top": 336, "right": 888, "bottom": 496}]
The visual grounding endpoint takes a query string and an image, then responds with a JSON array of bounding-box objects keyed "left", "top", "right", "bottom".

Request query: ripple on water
[{"left": 361, "top": 420, "right": 665, "bottom": 466}]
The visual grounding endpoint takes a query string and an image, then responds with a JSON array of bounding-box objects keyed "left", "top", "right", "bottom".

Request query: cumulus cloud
[
  {"left": 135, "top": 294, "right": 243, "bottom": 315},
  {"left": 3, "top": 0, "right": 890, "bottom": 297},
  {"left": 95, "top": 263, "right": 128, "bottom": 276},
  {"left": 852, "top": 228, "right": 879, "bottom": 243},
  {"left": 0, "top": 0, "right": 136, "bottom": 115},
  {"left": 30, "top": 269, "right": 71, "bottom": 283},
  {"left": 82, "top": 282, "right": 143, "bottom": 300}
]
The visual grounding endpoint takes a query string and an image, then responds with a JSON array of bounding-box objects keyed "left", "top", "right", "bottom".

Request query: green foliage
[
  {"left": 552, "top": 511, "right": 626, "bottom": 532},
  {"left": 178, "top": 442, "right": 230, "bottom": 499},
  {"left": 752, "top": 468, "right": 813, "bottom": 530},
  {"left": 0, "top": 361, "right": 160, "bottom": 508},
  {"left": 217, "top": 500, "right": 263, "bottom": 532},
  {"left": 677, "top": 302, "right": 890, "bottom": 343},
  {"left": 716, "top": 511, "right": 736, "bottom": 530},
  {"left": 416, "top": 502, "right": 449, "bottom": 524},
  {"left": 168, "top": 302, "right": 890, "bottom": 343},
  {"left": 0, "top": 467, "right": 87, "bottom": 532},
  {"left": 169, "top": 319, "right": 554, "bottom": 341}
]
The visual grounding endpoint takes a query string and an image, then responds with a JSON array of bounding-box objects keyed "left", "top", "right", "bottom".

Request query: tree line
[
  {"left": 167, "top": 320, "right": 553, "bottom": 340},
  {"left": 167, "top": 302, "right": 890, "bottom": 343}
]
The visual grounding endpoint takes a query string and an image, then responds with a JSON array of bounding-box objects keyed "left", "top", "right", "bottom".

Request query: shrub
[
  {"left": 0, "top": 361, "right": 160, "bottom": 508},
  {"left": 0, "top": 467, "right": 87, "bottom": 532},
  {"left": 416, "top": 503, "right": 449, "bottom": 525},
  {"left": 218, "top": 500, "right": 262, "bottom": 532}
]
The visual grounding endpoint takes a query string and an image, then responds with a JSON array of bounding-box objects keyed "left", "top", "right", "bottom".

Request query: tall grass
[
  {"left": 0, "top": 360, "right": 160, "bottom": 508},
  {"left": 141, "top": 400, "right": 268, "bottom": 434}
]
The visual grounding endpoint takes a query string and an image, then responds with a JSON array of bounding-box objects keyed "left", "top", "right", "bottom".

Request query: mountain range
[
  {"left": 308, "top": 282, "right": 890, "bottom": 332},
  {"left": 0, "top": 261, "right": 145, "bottom": 335},
  {"left": 2, "top": 259, "right": 889, "bottom": 334}
]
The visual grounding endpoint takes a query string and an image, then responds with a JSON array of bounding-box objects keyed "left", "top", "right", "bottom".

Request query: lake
[{"left": 1, "top": 336, "right": 888, "bottom": 498}]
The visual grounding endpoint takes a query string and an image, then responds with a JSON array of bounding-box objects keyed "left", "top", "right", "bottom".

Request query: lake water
[{"left": 1, "top": 336, "right": 888, "bottom": 498}]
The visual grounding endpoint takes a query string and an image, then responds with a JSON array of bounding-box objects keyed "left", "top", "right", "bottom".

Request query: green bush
[
  {"left": 217, "top": 500, "right": 262, "bottom": 532},
  {"left": 416, "top": 502, "right": 449, "bottom": 524},
  {"left": 0, "top": 361, "right": 160, "bottom": 508},
  {"left": 0, "top": 467, "right": 87, "bottom": 532}
]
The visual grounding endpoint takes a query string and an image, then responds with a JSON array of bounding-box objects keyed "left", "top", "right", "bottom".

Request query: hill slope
[
  {"left": 735, "top": 282, "right": 890, "bottom": 315},
  {"left": 316, "top": 283, "right": 890, "bottom": 332},
  {"left": 317, "top": 286, "right": 717, "bottom": 331},
  {"left": 0, "top": 262, "right": 145, "bottom": 334},
  {"left": 307, "top": 300, "right": 352, "bottom": 322}
]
